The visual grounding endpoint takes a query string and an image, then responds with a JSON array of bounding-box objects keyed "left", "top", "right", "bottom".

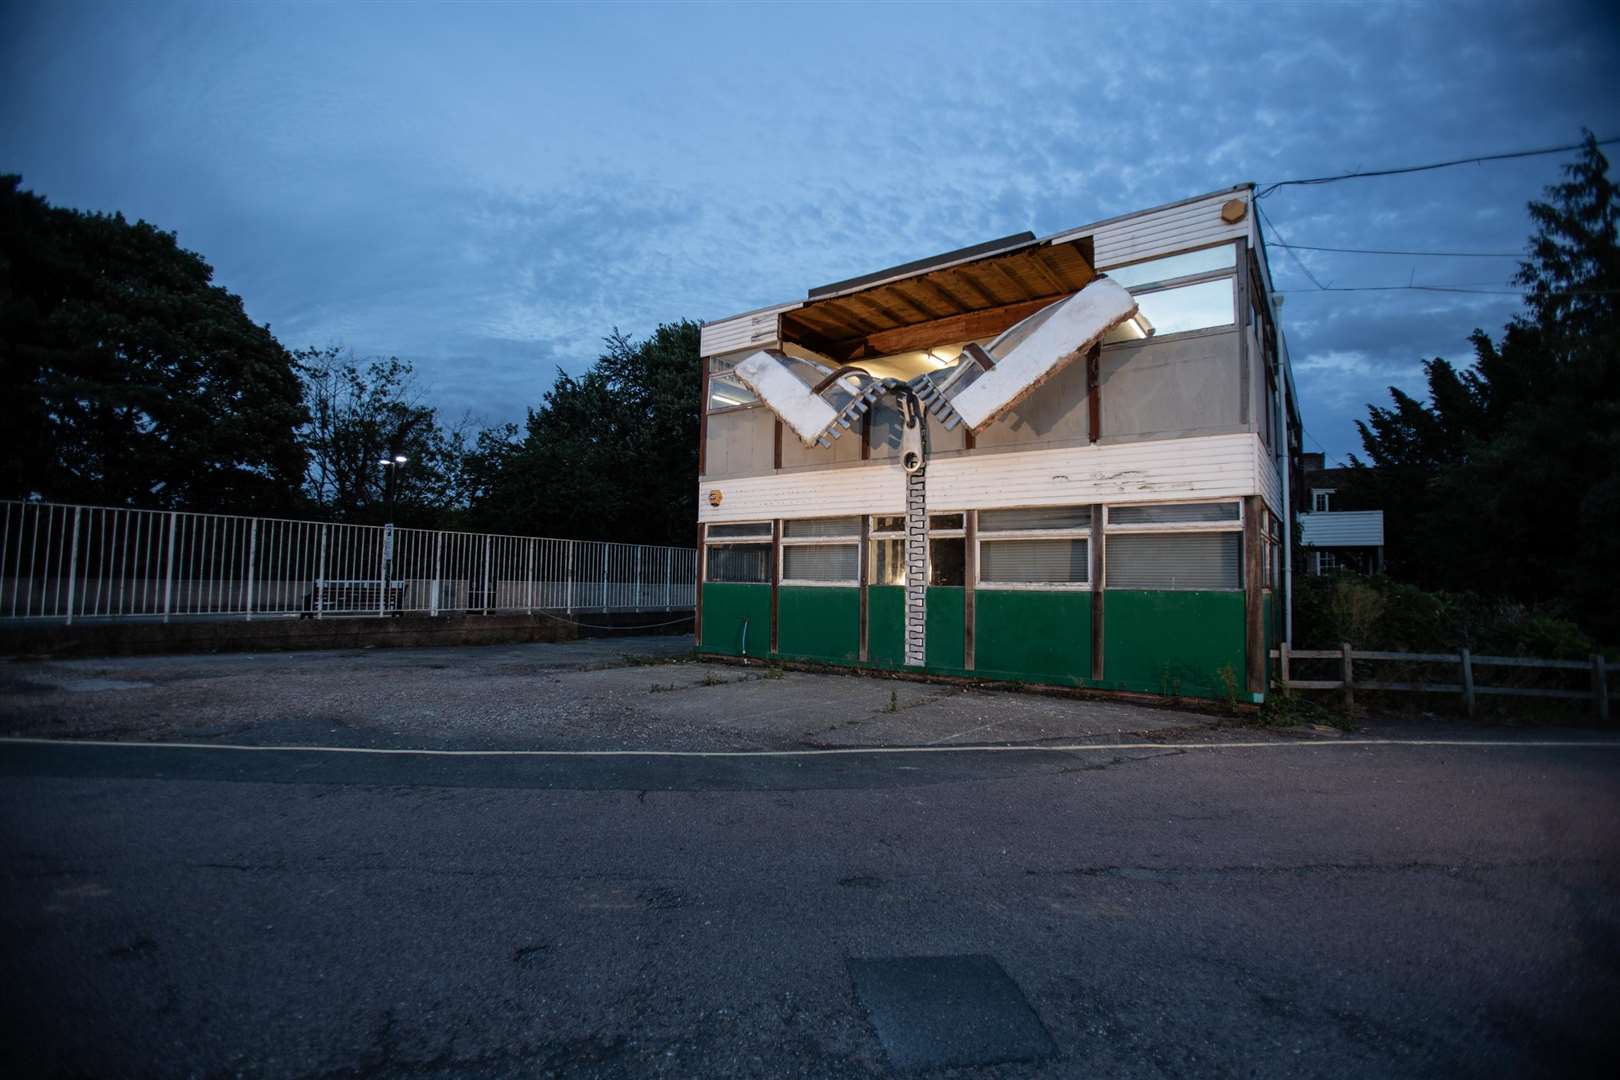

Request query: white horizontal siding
[
  {"left": 699, "top": 433, "right": 1267, "bottom": 523},
  {"left": 1089, "top": 191, "right": 1251, "bottom": 269},
  {"left": 1255, "top": 437, "right": 1283, "bottom": 518},
  {"left": 1299, "top": 511, "right": 1384, "bottom": 547},
  {"left": 700, "top": 305, "right": 796, "bottom": 357}
]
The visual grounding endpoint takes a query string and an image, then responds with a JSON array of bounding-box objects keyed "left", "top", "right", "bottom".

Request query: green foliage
[
  {"left": 1344, "top": 134, "right": 1620, "bottom": 641},
  {"left": 0, "top": 175, "right": 307, "bottom": 511},
  {"left": 1293, "top": 573, "right": 1594, "bottom": 658},
  {"left": 468, "top": 322, "right": 700, "bottom": 547},
  {"left": 295, "top": 346, "right": 472, "bottom": 525}
]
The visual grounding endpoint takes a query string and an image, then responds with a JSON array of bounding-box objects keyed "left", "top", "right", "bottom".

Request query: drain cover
[{"left": 848, "top": 954, "right": 1056, "bottom": 1070}]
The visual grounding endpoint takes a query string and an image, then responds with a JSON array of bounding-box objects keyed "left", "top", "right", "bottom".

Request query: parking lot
[{"left": 3, "top": 637, "right": 1619, "bottom": 1077}]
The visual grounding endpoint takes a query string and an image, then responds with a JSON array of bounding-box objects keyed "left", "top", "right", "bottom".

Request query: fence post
[
  {"left": 482, "top": 535, "right": 492, "bottom": 615},
  {"left": 1341, "top": 642, "right": 1354, "bottom": 714},
  {"left": 1278, "top": 641, "right": 1290, "bottom": 691},
  {"left": 430, "top": 531, "right": 442, "bottom": 616},
  {"left": 1595, "top": 655, "right": 1611, "bottom": 724},
  {"left": 566, "top": 542, "right": 574, "bottom": 613},
  {"left": 64, "top": 507, "right": 81, "bottom": 625},
  {"left": 1460, "top": 648, "right": 1476, "bottom": 718},
  {"left": 526, "top": 539, "right": 535, "bottom": 614},
  {"left": 378, "top": 525, "right": 389, "bottom": 617},
  {"left": 316, "top": 525, "right": 329, "bottom": 619},
  {"left": 634, "top": 547, "right": 642, "bottom": 612},
  {"left": 665, "top": 547, "right": 671, "bottom": 611},
  {"left": 162, "top": 512, "right": 177, "bottom": 624},
  {"left": 245, "top": 520, "right": 257, "bottom": 621},
  {"left": 601, "top": 544, "right": 609, "bottom": 611}
]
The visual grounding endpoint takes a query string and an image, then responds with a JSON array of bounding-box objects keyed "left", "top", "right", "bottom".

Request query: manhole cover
[{"left": 848, "top": 954, "right": 1056, "bottom": 1070}]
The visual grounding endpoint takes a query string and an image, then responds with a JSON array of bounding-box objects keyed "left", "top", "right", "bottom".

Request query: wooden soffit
[{"left": 781, "top": 235, "right": 1096, "bottom": 362}]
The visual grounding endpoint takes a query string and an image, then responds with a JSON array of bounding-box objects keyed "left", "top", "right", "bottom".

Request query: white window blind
[
  {"left": 980, "top": 538, "right": 1088, "bottom": 584},
  {"left": 1106, "top": 533, "right": 1240, "bottom": 590},
  {"left": 1110, "top": 502, "right": 1239, "bottom": 526},
  {"left": 784, "top": 517, "right": 860, "bottom": 539},
  {"left": 783, "top": 544, "right": 858, "bottom": 582},
  {"left": 979, "top": 506, "right": 1092, "bottom": 532}
]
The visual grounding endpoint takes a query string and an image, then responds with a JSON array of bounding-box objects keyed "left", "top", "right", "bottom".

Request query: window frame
[
  {"left": 703, "top": 520, "right": 774, "bottom": 584},
  {"left": 866, "top": 513, "right": 966, "bottom": 587},
  {"left": 705, "top": 355, "right": 762, "bottom": 415},
  {"left": 974, "top": 505, "right": 1093, "bottom": 591},
  {"left": 1312, "top": 489, "right": 1333, "bottom": 513},
  {"left": 1103, "top": 499, "right": 1246, "bottom": 592},
  {"left": 1099, "top": 240, "right": 1241, "bottom": 344},
  {"left": 779, "top": 516, "right": 861, "bottom": 587}
]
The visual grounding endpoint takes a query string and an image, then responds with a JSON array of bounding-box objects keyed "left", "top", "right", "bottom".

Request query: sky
[{"left": 3, "top": 0, "right": 1618, "bottom": 463}]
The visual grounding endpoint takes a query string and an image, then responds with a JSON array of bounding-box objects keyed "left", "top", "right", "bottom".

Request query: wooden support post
[
  {"left": 1341, "top": 641, "right": 1355, "bottom": 714},
  {"left": 1594, "top": 654, "right": 1610, "bottom": 724},
  {"left": 693, "top": 525, "right": 705, "bottom": 646},
  {"left": 1089, "top": 503, "right": 1103, "bottom": 681},
  {"left": 1460, "top": 648, "right": 1476, "bottom": 718},
  {"left": 1243, "top": 496, "right": 1265, "bottom": 696},
  {"left": 1279, "top": 641, "right": 1291, "bottom": 691},
  {"left": 769, "top": 519, "right": 781, "bottom": 656}
]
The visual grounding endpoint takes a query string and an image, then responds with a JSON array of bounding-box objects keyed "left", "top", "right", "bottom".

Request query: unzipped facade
[{"left": 695, "top": 186, "right": 1299, "bottom": 703}]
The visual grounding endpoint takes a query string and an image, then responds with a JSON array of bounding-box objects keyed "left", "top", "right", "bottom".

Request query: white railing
[{"left": 0, "top": 500, "right": 696, "bottom": 623}]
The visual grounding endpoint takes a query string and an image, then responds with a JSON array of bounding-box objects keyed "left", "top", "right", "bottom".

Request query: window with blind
[
  {"left": 706, "top": 544, "right": 771, "bottom": 583},
  {"left": 980, "top": 538, "right": 1089, "bottom": 585},
  {"left": 782, "top": 516, "right": 860, "bottom": 584},
  {"left": 1106, "top": 533, "right": 1241, "bottom": 590},
  {"left": 1109, "top": 502, "right": 1239, "bottom": 526}
]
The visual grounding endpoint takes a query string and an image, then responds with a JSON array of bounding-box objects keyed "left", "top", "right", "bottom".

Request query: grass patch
[{"left": 1259, "top": 690, "right": 1350, "bottom": 730}]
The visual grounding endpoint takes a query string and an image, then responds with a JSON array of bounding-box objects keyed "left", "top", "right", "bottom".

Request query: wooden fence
[{"left": 1272, "top": 643, "right": 1613, "bottom": 722}]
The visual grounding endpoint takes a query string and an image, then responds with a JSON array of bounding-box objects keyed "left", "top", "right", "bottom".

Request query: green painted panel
[
  {"left": 926, "top": 588, "right": 966, "bottom": 670},
  {"left": 973, "top": 590, "right": 1091, "bottom": 685},
  {"left": 868, "top": 586, "right": 906, "bottom": 669},
  {"left": 1103, "top": 590, "right": 1245, "bottom": 701},
  {"left": 699, "top": 583, "right": 771, "bottom": 657},
  {"left": 778, "top": 586, "right": 860, "bottom": 663}
]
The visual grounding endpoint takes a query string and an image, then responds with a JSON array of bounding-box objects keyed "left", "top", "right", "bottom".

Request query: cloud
[{"left": 2, "top": 0, "right": 1617, "bottom": 455}]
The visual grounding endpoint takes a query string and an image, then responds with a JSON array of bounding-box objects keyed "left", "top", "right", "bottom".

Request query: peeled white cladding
[
  {"left": 732, "top": 350, "right": 840, "bottom": 446},
  {"left": 949, "top": 278, "right": 1138, "bottom": 432}
]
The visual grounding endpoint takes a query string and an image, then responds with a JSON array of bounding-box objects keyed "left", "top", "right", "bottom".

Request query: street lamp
[{"left": 377, "top": 454, "right": 410, "bottom": 525}]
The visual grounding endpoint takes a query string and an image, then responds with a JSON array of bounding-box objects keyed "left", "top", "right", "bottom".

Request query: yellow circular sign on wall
[{"left": 707, "top": 489, "right": 723, "bottom": 507}]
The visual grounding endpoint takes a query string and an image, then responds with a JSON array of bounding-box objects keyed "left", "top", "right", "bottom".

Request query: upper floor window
[
  {"left": 707, "top": 356, "right": 760, "bottom": 412},
  {"left": 1312, "top": 490, "right": 1333, "bottom": 513},
  {"left": 1101, "top": 243, "right": 1238, "bottom": 343}
]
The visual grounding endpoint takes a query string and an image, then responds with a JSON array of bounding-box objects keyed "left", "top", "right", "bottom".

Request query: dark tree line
[
  {"left": 1, "top": 174, "right": 701, "bottom": 546},
  {"left": 1343, "top": 134, "right": 1619, "bottom": 641}
]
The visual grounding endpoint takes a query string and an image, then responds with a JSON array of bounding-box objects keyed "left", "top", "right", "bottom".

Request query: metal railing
[
  {"left": 1, "top": 500, "right": 696, "bottom": 623},
  {"left": 1273, "top": 642, "right": 1613, "bottom": 722}
]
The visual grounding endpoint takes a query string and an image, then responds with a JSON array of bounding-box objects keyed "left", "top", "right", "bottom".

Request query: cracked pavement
[{"left": 2, "top": 637, "right": 1619, "bottom": 1076}]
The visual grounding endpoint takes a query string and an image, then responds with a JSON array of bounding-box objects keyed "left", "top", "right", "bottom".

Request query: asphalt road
[{"left": 4, "top": 735, "right": 1619, "bottom": 1078}]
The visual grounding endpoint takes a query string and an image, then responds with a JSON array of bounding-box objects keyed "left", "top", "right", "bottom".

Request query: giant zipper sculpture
[{"left": 731, "top": 276, "right": 1139, "bottom": 666}]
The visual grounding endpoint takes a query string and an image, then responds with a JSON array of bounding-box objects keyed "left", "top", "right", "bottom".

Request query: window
[
  {"left": 781, "top": 517, "right": 859, "bottom": 584},
  {"left": 1312, "top": 489, "right": 1333, "bottom": 513},
  {"left": 705, "top": 520, "right": 772, "bottom": 584},
  {"left": 867, "top": 513, "right": 967, "bottom": 586},
  {"left": 1105, "top": 501, "right": 1243, "bottom": 591},
  {"left": 976, "top": 505, "right": 1092, "bottom": 588},
  {"left": 707, "top": 356, "right": 759, "bottom": 412},
  {"left": 1101, "top": 243, "right": 1237, "bottom": 343},
  {"left": 1315, "top": 550, "right": 1339, "bottom": 574}
]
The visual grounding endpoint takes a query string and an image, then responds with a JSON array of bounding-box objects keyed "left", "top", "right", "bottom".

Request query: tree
[
  {"left": 1346, "top": 134, "right": 1620, "bottom": 638},
  {"left": 0, "top": 175, "right": 307, "bottom": 511},
  {"left": 469, "top": 321, "right": 701, "bottom": 546},
  {"left": 296, "top": 346, "right": 473, "bottom": 526}
]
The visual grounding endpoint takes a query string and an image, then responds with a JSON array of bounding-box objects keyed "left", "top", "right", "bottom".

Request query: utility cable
[{"left": 1256, "top": 136, "right": 1620, "bottom": 198}]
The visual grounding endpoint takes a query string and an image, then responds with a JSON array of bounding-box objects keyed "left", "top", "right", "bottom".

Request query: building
[
  {"left": 694, "top": 186, "right": 1299, "bottom": 703},
  {"left": 1297, "top": 452, "right": 1385, "bottom": 574}
]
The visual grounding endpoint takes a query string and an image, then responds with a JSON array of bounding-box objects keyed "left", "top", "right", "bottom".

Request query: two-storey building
[{"left": 695, "top": 185, "right": 1299, "bottom": 703}]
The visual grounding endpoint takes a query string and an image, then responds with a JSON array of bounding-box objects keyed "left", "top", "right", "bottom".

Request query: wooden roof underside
[{"left": 781, "top": 238, "right": 1096, "bottom": 363}]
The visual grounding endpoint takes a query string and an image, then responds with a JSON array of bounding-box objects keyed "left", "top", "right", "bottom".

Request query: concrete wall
[{"left": 0, "top": 612, "right": 586, "bottom": 659}]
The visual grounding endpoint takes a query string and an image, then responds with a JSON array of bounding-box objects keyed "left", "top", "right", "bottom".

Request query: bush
[{"left": 1293, "top": 573, "right": 1594, "bottom": 658}]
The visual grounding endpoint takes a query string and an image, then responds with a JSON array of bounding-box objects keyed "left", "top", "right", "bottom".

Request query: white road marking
[{"left": 1, "top": 735, "right": 1618, "bottom": 759}]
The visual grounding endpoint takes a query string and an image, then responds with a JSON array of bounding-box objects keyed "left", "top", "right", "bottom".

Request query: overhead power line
[
  {"left": 1256, "top": 136, "right": 1620, "bottom": 198},
  {"left": 1272, "top": 242, "right": 1523, "bottom": 258}
]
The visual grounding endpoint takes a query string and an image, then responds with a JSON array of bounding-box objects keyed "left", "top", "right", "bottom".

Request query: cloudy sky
[{"left": 4, "top": 0, "right": 1617, "bottom": 462}]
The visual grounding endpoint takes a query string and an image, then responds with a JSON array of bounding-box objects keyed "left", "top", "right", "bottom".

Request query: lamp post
[{"left": 377, "top": 454, "right": 408, "bottom": 610}]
